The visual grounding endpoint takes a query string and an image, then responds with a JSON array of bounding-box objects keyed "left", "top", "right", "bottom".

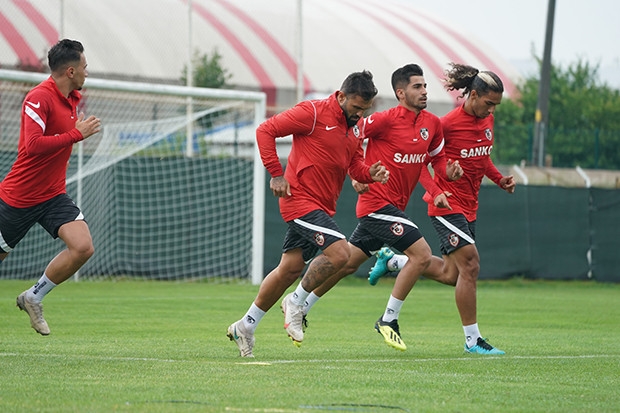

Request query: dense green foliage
[
  {"left": 181, "top": 48, "right": 232, "bottom": 89},
  {"left": 494, "top": 60, "right": 620, "bottom": 169},
  {"left": 1, "top": 278, "right": 619, "bottom": 412}
]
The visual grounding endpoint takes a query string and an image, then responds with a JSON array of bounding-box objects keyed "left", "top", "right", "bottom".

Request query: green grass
[{"left": 1, "top": 277, "right": 619, "bottom": 412}]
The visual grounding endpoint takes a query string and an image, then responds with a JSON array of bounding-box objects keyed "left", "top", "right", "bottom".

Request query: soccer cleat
[
  {"left": 368, "top": 247, "right": 395, "bottom": 286},
  {"left": 281, "top": 293, "right": 304, "bottom": 346},
  {"left": 464, "top": 337, "right": 505, "bottom": 355},
  {"left": 374, "top": 317, "right": 407, "bottom": 351},
  {"left": 16, "top": 291, "right": 50, "bottom": 335},
  {"left": 227, "top": 320, "right": 255, "bottom": 357}
]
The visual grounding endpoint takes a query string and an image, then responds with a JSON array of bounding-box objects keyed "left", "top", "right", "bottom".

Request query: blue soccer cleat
[
  {"left": 368, "top": 247, "right": 395, "bottom": 286},
  {"left": 464, "top": 337, "right": 505, "bottom": 355}
]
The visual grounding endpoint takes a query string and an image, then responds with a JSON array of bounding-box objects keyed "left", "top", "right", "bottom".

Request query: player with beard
[
  {"left": 297, "top": 64, "right": 462, "bottom": 351},
  {"left": 227, "top": 71, "right": 389, "bottom": 357},
  {"left": 367, "top": 63, "right": 516, "bottom": 355}
]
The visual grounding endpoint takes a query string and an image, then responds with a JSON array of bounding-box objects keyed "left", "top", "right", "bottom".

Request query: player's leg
[
  {"left": 46, "top": 220, "right": 95, "bottom": 283},
  {"left": 16, "top": 194, "right": 91, "bottom": 335},
  {"left": 304, "top": 222, "right": 379, "bottom": 314},
  {"left": 228, "top": 247, "right": 306, "bottom": 357},
  {"left": 308, "top": 243, "right": 369, "bottom": 301},
  {"left": 432, "top": 215, "right": 504, "bottom": 355},
  {"left": 369, "top": 250, "right": 457, "bottom": 286},
  {"left": 366, "top": 206, "right": 430, "bottom": 351},
  {"left": 375, "top": 235, "right": 432, "bottom": 351},
  {"left": 281, "top": 211, "right": 350, "bottom": 345}
]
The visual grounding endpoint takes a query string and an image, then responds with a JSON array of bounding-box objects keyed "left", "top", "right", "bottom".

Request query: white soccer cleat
[
  {"left": 281, "top": 293, "right": 304, "bottom": 346},
  {"left": 227, "top": 320, "right": 255, "bottom": 357},
  {"left": 16, "top": 291, "right": 50, "bottom": 335}
]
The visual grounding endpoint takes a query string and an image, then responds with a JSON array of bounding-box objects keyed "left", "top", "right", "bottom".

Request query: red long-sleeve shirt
[
  {"left": 355, "top": 105, "right": 446, "bottom": 218},
  {"left": 0, "top": 77, "right": 84, "bottom": 207},
  {"left": 256, "top": 92, "right": 373, "bottom": 222},
  {"left": 427, "top": 105, "right": 504, "bottom": 221}
]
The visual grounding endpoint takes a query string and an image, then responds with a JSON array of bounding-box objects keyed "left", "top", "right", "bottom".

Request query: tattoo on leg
[{"left": 301, "top": 255, "right": 336, "bottom": 291}]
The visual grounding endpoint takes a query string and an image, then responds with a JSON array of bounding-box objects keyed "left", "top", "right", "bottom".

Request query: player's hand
[
  {"left": 351, "top": 179, "right": 369, "bottom": 194},
  {"left": 447, "top": 159, "right": 463, "bottom": 181},
  {"left": 75, "top": 112, "right": 101, "bottom": 139},
  {"left": 369, "top": 161, "right": 389, "bottom": 184},
  {"left": 500, "top": 175, "right": 516, "bottom": 194},
  {"left": 270, "top": 176, "right": 291, "bottom": 198},
  {"left": 434, "top": 191, "right": 453, "bottom": 210}
]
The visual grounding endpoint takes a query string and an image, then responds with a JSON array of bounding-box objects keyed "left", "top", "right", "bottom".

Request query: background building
[{"left": 0, "top": 0, "right": 522, "bottom": 114}]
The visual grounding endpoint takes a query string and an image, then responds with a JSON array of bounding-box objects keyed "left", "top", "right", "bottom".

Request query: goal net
[{"left": 0, "top": 69, "right": 265, "bottom": 283}]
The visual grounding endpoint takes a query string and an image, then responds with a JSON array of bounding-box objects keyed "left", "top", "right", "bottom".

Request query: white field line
[{"left": 0, "top": 352, "right": 617, "bottom": 364}]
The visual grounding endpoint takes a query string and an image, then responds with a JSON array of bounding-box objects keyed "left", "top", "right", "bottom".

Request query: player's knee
[
  {"left": 73, "top": 241, "right": 95, "bottom": 261},
  {"left": 460, "top": 256, "right": 480, "bottom": 279},
  {"left": 325, "top": 243, "right": 350, "bottom": 270}
]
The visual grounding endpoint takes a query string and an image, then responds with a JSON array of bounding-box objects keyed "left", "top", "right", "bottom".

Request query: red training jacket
[
  {"left": 356, "top": 105, "right": 446, "bottom": 218},
  {"left": 256, "top": 92, "right": 374, "bottom": 222},
  {"left": 427, "top": 105, "right": 504, "bottom": 221},
  {"left": 0, "top": 77, "right": 84, "bottom": 208}
]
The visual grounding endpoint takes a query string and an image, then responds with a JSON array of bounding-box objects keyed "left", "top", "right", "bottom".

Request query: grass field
[{"left": 1, "top": 277, "right": 618, "bottom": 412}]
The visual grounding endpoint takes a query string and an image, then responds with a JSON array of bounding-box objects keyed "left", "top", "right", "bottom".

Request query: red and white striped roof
[{"left": 0, "top": 0, "right": 522, "bottom": 114}]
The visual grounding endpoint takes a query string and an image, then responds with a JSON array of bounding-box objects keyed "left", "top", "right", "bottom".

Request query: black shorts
[
  {"left": 430, "top": 213, "right": 476, "bottom": 255},
  {"left": 0, "top": 194, "right": 84, "bottom": 253},
  {"left": 283, "top": 210, "right": 346, "bottom": 263},
  {"left": 349, "top": 204, "right": 423, "bottom": 257}
]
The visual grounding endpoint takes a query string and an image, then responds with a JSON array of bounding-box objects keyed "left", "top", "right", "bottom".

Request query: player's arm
[
  {"left": 419, "top": 163, "right": 452, "bottom": 209},
  {"left": 427, "top": 121, "right": 462, "bottom": 181},
  {"left": 256, "top": 104, "right": 314, "bottom": 197},
  {"left": 23, "top": 95, "right": 83, "bottom": 156},
  {"left": 484, "top": 157, "right": 515, "bottom": 194},
  {"left": 348, "top": 141, "right": 388, "bottom": 184}
]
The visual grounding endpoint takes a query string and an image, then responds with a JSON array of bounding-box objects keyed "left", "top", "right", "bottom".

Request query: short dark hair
[
  {"left": 340, "top": 70, "right": 378, "bottom": 102},
  {"left": 48, "top": 39, "right": 84, "bottom": 72},
  {"left": 391, "top": 63, "right": 424, "bottom": 98},
  {"left": 443, "top": 62, "right": 503, "bottom": 99}
]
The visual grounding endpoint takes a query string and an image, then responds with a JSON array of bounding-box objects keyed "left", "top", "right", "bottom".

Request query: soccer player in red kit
[
  {"left": 297, "top": 64, "right": 463, "bottom": 351},
  {"left": 227, "top": 71, "right": 389, "bottom": 357},
  {"left": 368, "top": 63, "right": 516, "bottom": 355},
  {"left": 0, "top": 39, "right": 101, "bottom": 335}
]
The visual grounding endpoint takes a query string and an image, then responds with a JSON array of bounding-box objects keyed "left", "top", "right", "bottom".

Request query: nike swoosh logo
[
  {"left": 367, "top": 116, "right": 374, "bottom": 124},
  {"left": 26, "top": 101, "right": 40, "bottom": 109},
  {"left": 325, "top": 126, "right": 337, "bottom": 131},
  {"left": 233, "top": 327, "right": 240, "bottom": 340}
]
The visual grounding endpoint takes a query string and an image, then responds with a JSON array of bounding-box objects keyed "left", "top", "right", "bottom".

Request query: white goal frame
[{"left": 0, "top": 69, "right": 266, "bottom": 285}]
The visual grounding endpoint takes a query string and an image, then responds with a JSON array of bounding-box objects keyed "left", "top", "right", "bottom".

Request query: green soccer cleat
[
  {"left": 368, "top": 247, "right": 395, "bottom": 286},
  {"left": 374, "top": 317, "right": 407, "bottom": 351},
  {"left": 464, "top": 337, "right": 505, "bottom": 355}
]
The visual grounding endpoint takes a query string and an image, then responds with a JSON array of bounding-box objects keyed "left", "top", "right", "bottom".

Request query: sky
[{"left": 412, "top": 0, "right": 620, "bottom": 88}]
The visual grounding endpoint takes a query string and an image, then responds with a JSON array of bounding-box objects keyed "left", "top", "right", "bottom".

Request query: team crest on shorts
[
  {"left": 419, "top": 128, "right": 429, "bottom": 140},
  {"left": 353, "top": 125, "right": 360, "bottom": 138},
  {"left": 448, "top": 233, "right": 459, "bottom": 247},
  {"left": 485, "top": 128, "right": 493, "bottom": 141},
  {"left": 314, "top": 232, "right": 325, "bottom": 246},
  {"left": 390, "top": 222, "right": 404, "bottom": 236}
]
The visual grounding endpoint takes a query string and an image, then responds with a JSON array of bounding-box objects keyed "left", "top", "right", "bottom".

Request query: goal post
[{"left": 0, "top": 69, "right": 266, "bottom": 284}]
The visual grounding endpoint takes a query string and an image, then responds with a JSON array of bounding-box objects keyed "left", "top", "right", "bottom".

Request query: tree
[
  {"left": 494, "top": 59, "right": 620, "bottom": 169},
  {"left": 181, "top": 48, "right": 232, "bottom": 88}
]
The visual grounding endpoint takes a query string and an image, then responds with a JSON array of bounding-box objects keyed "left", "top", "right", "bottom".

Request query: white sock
[
  {"left": 291, "top": 283, "right": 310, "bottom": 306},
  {"left": 303, "top": 292, "right": 320, "bottom": 315},
  {"left": 26, "top": 274, "right": 56, "bottom": 303},
  {"left": 382, "top": 295, "right": 404, "bottom": 323},
  {"left": 242, "top": 303, "right": 266, "bottom": 333},
  {"left": 388, "top": 254, "right": 408, "bottom": 271},
  {"left": 463, "top": 323, "right": 481, "bottom": 348}
]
